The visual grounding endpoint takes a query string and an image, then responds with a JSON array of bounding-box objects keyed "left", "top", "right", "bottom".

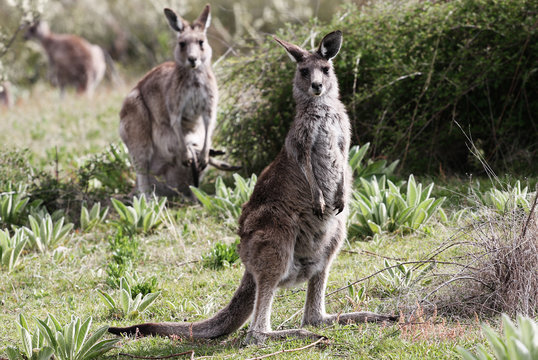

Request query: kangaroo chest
[
  {"left": 181, "top": 85, "right": 208, "bottom": 123},
  {"left": 167, "top": 74, "right": 212, "bottom": 127}
]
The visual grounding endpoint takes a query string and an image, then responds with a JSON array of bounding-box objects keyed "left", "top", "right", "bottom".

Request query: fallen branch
[{"left": 244, "top": 337, "right": 326, "bottom": 360}]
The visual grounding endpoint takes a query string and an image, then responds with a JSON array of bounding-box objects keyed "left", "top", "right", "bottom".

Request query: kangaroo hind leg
[
  {"left": 302, "top": 224, "right": 398, "bottom": 327},
  {"left": 243, "top": 229, "right": 322, "bottom": 344}
]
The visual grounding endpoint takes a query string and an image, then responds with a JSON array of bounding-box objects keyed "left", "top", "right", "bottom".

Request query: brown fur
[
  {"left": 109, "top": 31, "right": 396, "bottom": 344},
  {"left": 119, "top": 5, "right": 223, "bottom": 199},
  {"left": 24, "top": 21, "right": 105, "bottom": 97}
]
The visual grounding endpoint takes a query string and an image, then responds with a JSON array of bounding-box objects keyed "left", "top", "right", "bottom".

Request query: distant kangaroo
[
  {"left": 119, "top": 5, "right": 228, "bottom": 199},
  {"left": 24, "top": 21, "right": 105, "bottom": 97},
  {"left": 109, "top": 31, "right": 396, "bottom": 344},
  {"left": 0, "top": 82, "right": 12, "bottom": 108}
]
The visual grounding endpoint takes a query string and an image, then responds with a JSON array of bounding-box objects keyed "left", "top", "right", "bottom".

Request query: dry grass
[
  {"left": 419, "top": 191, "right": 538, "bottom": 318},
  {"left": 398, "top": 305, "right": 476, "bottom": 342}
]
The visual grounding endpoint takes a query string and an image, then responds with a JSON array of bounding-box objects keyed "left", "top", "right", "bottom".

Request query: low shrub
[
  {"left": 79, "top": 202, "right": 108, "bottom": 232},
  {"left": 474, "top": 180, "right": 532, "bottom": 214},
  {"left": 98, "top": 277, "right": 160, "bottom": 319},
  {"left": 105, "top": 230, "right": 139, "bottom": 288},
  {"left": 0, "top": 149, "right": 35, "bottom": 192},
  {"left": 202, "top": 240, "right": 240, "bottom": 270},
  {"left": 348, "top": 175, "right": 445, "bottom": 238},
  {"left": 0, "top": 185, "right": 31, "bottom": 228},
  {"left": 6, "top": 313, "right": 118, "bottom": 360},
  {"left": 35, "top": 314, "right": 119, "bottom": 360},
  {"left": 111, "top": 195, "right": 166, "bottom": 235},
  {"left": 0, "top": 228, "right": 27, "bottom": 272},
  {"left": 432, "top": 195, "right": 537, "bottom": 318},
  {"left": 377, "top": 260, "right": 433, "bottom": 296},
  {"left": 191, "top": 173, "right": 257, "bottom": 223},
  {"left": 6, "top": 314, "right": 53, "bottom": 360},
  {"left": 24, "top": 213, "right": 74, "bottom": 254},
  {"left": 77, "top": 144, "right": 133, "bottom": 197}
]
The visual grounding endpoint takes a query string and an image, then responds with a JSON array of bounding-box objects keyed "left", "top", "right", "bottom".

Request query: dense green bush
[{"left": 217, "top": 0, "right": 537, "bottom": 175}]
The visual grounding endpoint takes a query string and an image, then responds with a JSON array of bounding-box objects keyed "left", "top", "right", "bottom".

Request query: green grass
[
  {"left": 0, "top": 207, "right": 483, "bottom": 359},
  {"left": 0, "top": 84, "right": 515, "bottom": 359},
  {"left": 0, "top": 83, "right": 127, "bottom": 170}
]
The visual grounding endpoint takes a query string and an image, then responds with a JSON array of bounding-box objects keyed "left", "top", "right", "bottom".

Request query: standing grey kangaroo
[
  {"left": 109, "top": 30, "right": 396, "bottom": 344},
  {"left": 24, "top": 21, "right": 106, "bottom": 97},
  {"left": 119, "top": 5, "right": 225, "bottom": 199}
]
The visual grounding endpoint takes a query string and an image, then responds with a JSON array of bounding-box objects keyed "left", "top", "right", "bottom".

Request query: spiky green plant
[
  {"left": 98, "top": 277, "right": 161, "bottom": 319},
  {"left": 475, "top": 181, "right": 531, "bottom": 214},
  {"left": 349, "top": 175, "right": 445, "bottom": 238},
  {"left": 111, "top": 195, "right": 166, "bottom": 234},
  {"left": 348, "top": 143, "right": 399, "bottom": 184},
  {"left": 5, "top": 314, "right": 53, "bottom": 360},
  {"left": 458, "top": 314, "right": 538, "bottom": 360},
  {"left": 0, "top": 185, "right": 30, "bottom": 227},
  {"left": 377, "top": 260, "right": 433, "bottom": 295},
  {"left": 24, "top": 213, "right": 74, "bottom": 253},
  {"left": 0, "top": 228, "right": 27, "bottom": 271},
  {"left": 35, "top": 314, "right": 119, "bottom": 360},
  {"left": 79, "top": 202, "right": 108, "bottom": 232},
  {"left": 191, "top": 173, "right": 257, "bottom": 222}
]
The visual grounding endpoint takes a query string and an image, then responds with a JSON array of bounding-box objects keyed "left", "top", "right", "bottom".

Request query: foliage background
[
  {"left": 1, "top": 0, "right": 536, "bottom": 177},
  {"left": 217, "top": 0, "right": 538, "bottom": 175}
]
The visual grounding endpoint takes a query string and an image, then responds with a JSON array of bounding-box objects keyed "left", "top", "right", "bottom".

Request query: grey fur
[
  {"left": 109, "top": 30, "right": 396, "bottom": 343},
  {"left": 119, "top": 5, "right": 220, "bottom": 199}
]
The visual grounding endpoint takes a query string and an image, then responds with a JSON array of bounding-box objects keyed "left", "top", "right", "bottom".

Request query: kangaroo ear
[
  {"left": 164, "top": 8, "right": 186, "bottom": 33},
  {"left": 273, "top": 36, "right": 307, "bottom": 63},
  {"left": 194, "top": 4, "right": 211, "bottom": 32},
  {"left": 317, "top": 30, "right": 342, "bottom": 60}
]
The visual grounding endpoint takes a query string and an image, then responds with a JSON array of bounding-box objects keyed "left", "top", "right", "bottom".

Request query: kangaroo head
[
  {"left": 274, "top": 31, "right": 342, "bottom": 98},
  {"left": 24, "top": 21, "right": 50, "bottom": 41},
  {"left": 164, "top": 5, "right": 212, "bottom": 70}
]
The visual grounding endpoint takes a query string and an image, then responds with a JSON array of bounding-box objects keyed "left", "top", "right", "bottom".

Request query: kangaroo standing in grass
[
  {"left": 24, "top": 21, "right": 106, "bottom": 97},
  {"left": 119, "top": 5, "right": 221, "bottom": 198},
  {"left": 109, "top": 31, "right": 396, "bottom": 344}
]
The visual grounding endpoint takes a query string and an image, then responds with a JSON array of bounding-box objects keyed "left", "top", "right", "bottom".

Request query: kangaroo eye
[
  {"left": 199, "top": 40, "right": 204, "bottom": 47},
  {"left": 322, "top": 67, "right": 330, "bottom": 75},
  {"left": 300, "top": 68, "right": 309, "bottom": 77},
  {"left": 179, "top": 41, "right": 186, "bottom": 49}
]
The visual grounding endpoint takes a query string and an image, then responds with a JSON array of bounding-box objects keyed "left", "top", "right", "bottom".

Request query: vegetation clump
[{"left": 218, "top": 0, "right": 537, "bottom": 175}]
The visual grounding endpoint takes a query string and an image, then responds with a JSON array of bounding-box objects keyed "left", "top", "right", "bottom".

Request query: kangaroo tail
[
  {"left": 102, "top": 48, "right": 124, "bottom": 87},
  {"left": 108, "top": 271, "right": 256, "bottom": 339}
]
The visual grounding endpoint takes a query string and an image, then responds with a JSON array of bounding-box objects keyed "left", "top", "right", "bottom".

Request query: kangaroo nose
[
  {"left": 312, "top": 82, "right": 323, "bottom": 91},
  {"left": 188, "top": 57, "right": 197, "bottom": 66}
]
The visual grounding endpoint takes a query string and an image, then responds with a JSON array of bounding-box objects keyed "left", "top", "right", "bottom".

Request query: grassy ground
[{"left": 0, "top": 83, "right": 500, "bottom": 359}]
